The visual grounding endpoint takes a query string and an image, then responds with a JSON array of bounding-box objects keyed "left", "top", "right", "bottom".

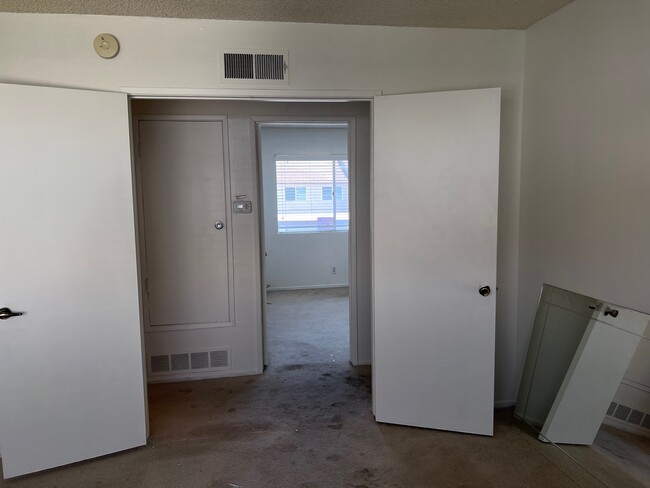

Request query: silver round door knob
[
  {"left": 478, "top": 285, "right": 491, "bottom": 297},
  {"left": 214, "top": 221, "right": 224, "bottom": 230}
]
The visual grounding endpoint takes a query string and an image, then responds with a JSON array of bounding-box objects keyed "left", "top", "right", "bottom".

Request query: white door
[
  {"left": 0, "top": 84, "right": 147, "bottom": 478},
  {"left": 137, "top": 118, "right": 233, "bottom": 329},
  {"left": 373, "top": 88, "right": 500, "bottom": 435}
]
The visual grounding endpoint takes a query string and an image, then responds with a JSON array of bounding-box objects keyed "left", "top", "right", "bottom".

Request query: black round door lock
[{"left": 478, "top": 285, "right": 491, "bottom": 297}]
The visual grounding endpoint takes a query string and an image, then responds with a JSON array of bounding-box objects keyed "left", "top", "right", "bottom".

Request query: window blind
[{"left": 275, "top": 159, "right": 349, "bottom": 234}]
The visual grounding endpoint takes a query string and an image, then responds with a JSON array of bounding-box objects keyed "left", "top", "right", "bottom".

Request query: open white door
[
  {"left": 372, "top": 88, "right": 500, "bottom": 435},
  {"left": 0, "top": 84, "right": 147, "bottom": 478}
]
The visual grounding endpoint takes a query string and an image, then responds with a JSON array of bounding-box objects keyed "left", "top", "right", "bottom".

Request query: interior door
[
  {"left": 137, "top": 118, "right": 233, "bottom": 329},
  {"left": 0, "top": 83, "right": 147, "bottom": 478},
  {"left": 372, "top": 88, "right": 501, "bottom": 435}
]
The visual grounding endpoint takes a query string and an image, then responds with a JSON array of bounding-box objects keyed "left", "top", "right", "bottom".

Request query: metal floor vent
[
  {"left": 222, "top": 50, "right": 288, "bottom": 84},
  {"left": 149, "top": 349, "right": 230, "bottom": 375},
  {"left": 606, "top": 401, "right": 650, "bottom": 430}
]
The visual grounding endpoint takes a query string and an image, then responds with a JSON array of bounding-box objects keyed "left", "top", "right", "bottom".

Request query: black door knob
[
  {"left": 0, "top": 307, "right": 24, "bottom": 320},
  {"left": 478, "top": 286, "right": 491, "bottom": 297}
]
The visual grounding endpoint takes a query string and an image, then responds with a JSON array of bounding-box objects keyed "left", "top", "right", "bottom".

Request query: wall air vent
[
  {"left": 148, "top": 348, "right": 231, "bottom": 377},
  {"left": 605, "top": 401, "right": 650, "bottom": 433},
  {"left": 254, "top": 54, "right": 285, "bottom": 80},
  {"left": 221, "top": 49, "right": 289, "bottom": 85},
  {"left": 150, "top": 355, "right": 170, "bottom": 373},
  {"left": 224, "top": 53, "right": 254, "bottom": 80}
]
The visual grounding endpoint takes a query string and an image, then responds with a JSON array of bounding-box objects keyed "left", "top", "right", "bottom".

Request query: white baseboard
[
  {"left": 494, "top": 399, "right": 516, "bottom": 409},
  {"left": 603, "top": 416, "right": 650, "bottom": 439},
  {"left": 267, "top": 284, "right": 349, "bottom": 291},
  {"left": 147, "top": 368, "right": 262, "bottom": 384},
  {"left": 350, "top": 360, "right": 371, "bottom": 367}
]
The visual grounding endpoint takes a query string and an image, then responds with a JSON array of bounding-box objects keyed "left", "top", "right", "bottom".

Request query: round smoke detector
[{"left": 93, "top": 33, "right": 120, "bottom": 59}]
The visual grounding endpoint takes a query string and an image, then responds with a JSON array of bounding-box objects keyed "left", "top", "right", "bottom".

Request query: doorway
[
  {"left": 132, "top": 99, "right": 371, "bottom": 383},
  {"left": 129, "top": 98, "right": 372, "bottom": 443},
  {"left": 256, "top": 122, "right": 353, "bottom": 369}
]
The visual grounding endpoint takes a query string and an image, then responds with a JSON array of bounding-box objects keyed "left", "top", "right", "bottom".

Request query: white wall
[
  {"left": 0, "top": 12, "right": 525, "bottom": 403},
  {"left": 260, "top": 126, "right": 349, "bottom": 290},
  {"left": 519, "top": 0, "right": 650, "bottom": 413}
]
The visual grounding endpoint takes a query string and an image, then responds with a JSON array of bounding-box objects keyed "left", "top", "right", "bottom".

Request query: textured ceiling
[{"left": 0, "top": 0, "right": 574, "bottom": 29}]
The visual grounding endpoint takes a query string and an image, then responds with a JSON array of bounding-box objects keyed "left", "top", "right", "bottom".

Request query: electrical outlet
[{"left": 331, "top": 267, "right": 337, "bottom": 274}]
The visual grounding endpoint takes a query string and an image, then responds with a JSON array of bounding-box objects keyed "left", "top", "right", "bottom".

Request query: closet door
[
  {"left": 373, "top": 88, "right": 501, "bottom": 435},
  {"left": 137, "top": 118, "right": 234, "bottom": 330},
  {"left": 0, "top": 83, "right": 147, "bottom": 478}
]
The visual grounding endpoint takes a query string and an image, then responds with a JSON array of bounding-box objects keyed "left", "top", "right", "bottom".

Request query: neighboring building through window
[
  {"left": 276, "top": 158, "right": 349, "bottom": 233},
  {"left": 321, "top": 185, "right": 343, "bottom": 201},
  {"left": 284, "top": 186, "right": 306, "bottom": 202}
]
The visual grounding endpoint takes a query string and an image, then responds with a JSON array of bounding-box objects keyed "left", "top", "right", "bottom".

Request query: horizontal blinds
[{"left": 276, "top": 159, "right": 349, "bottom": 233}]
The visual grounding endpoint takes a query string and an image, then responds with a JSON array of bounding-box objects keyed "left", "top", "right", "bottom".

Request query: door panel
[
  {"left": 372, "top": 88, "right": 500, "bottom": 435},
  {"left": 0, "top": 83, "right": 147, "bottom": 478},
  {"left": 138, "top": 119, "right": 233, "bottom": 328}
]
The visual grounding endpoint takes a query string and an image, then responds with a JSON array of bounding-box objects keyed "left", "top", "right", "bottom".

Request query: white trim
[
  {"left": 602, "top": 417, "right": 650, "bottom": 439},
  {"left": 275, "top": 153, "right": 348, "bottom": 160},
  {"left": 147, "top": 368, "right": 262, "bottom": 384},
  {"left": 494, "top": 400, "right": 516, "bottom": 409},
  {"left": 267, "top": 284, "right": 349, "bottom": 291},
  {"left": 621, "top": 377, "right": 650, "bottom": 394},
  {"left": 122, "top": 87, "right": 382, "bottom": 99}
]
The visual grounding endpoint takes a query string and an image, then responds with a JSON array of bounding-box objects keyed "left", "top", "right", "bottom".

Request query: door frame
[
  {"left": 132, "top": 114, "right": 237, "bottom": 334},
  {"left": 128, "top": 96, "right": 373, "bottom": 382},
  {"left": 250, "top": 116, "right": 359, "bottom": 366}
]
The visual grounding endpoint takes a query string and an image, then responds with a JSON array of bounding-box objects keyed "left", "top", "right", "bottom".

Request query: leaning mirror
[{"left": 515, "top": 284, "right": 650, "bottom": 487}]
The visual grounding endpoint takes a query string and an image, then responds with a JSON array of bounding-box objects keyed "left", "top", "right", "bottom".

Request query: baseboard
[
  {"left": 350, "top": 360, "right": 371, "bottom": 367},
  {"left": 147, "top": 368, "right": 262, "bottom": 384},
  {"left": 494, "top": 399, "right": 516, "bottom": 409},
  {"left": 603, "top": 416, "right": 650, "bottom": 440},
  {"left": 267, "top": 284, "right": 349, "bottom": 291}
]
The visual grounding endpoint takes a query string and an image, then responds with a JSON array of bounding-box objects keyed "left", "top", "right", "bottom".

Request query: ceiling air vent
[{"left": 221, "top": 49, "right": 288, "bottom": 84}]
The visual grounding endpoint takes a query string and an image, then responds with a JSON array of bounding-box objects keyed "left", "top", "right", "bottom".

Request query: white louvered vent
[
  {"left": 606, "top": 401, "right": 650, "bottom": 430},
  {"left": 150, "top": 355, "right": 170, "bottom": 373},
  {"left": 210, "top": 350, "right": 229, "bottom": 368},
  {"left": 191, "top": 352, "right": 210, "bottom": 369},
  {"left": 171, "top": 353, "right": 190, "bottom": 371},
  {"left": 221, "top": 49, "right": 289, "bottom": 84},
  {"left": 149, "top": 349, "right": 230, "bottom": 376}
]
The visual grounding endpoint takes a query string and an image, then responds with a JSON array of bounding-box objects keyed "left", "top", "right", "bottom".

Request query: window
[
  {"left": 322, "top": 185, "right": 343, "bottom": 201},
  {"left": 284, "top": 186, "right": 306, "bottom": 202},
  {"left": 276, "top": 158, "right": 349, "bottom": 234}
]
